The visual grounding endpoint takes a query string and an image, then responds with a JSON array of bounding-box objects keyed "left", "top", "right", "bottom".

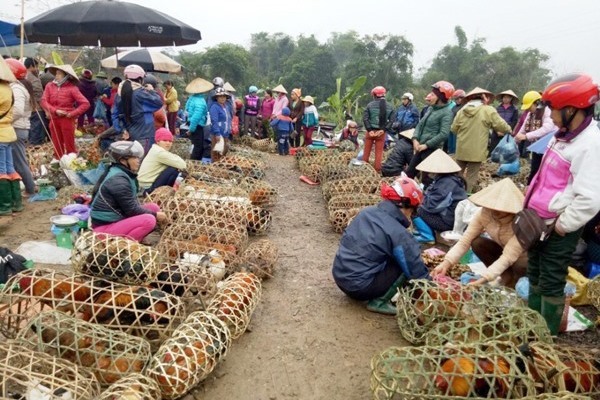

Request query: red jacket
[
  {"left": 102, "top": 87, "right": 118, "bottom": 108},
  {"left": 41, "top": 80, "right": 90, "bottom": 118}
]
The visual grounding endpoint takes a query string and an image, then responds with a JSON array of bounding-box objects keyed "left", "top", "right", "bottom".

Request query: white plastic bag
[
  {"left": 452, "top": 199, "right": 481, "bottom": 233},
  {"left": 214, "top": 135, "right": 225, "bottom": 154}
]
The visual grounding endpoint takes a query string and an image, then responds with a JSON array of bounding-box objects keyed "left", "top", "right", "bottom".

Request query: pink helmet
[{"left": 124, "top": 64, "right": 145, "bottom": 80}]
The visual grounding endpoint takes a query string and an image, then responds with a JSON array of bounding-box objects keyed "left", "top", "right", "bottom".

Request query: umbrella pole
[
  {"left": 115, "top": 47, "right": 119, "bottom": 68},
  {"left": 19, "top": 0, "right": 25, "bottom": 59}
]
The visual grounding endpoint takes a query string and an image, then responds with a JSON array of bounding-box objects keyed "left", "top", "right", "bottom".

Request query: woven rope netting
[
  {"left": 240, "top": 239, "right": 279, "bottom": 279},
  {"left": 71, "top": 232, "right": 161, "bottom": 285},
  {"left": 370, "top": 341, "right": 537, "bottom": 399},
  {"left": 206, "top": 272, "right": 262, "bottom": 339},
  {"left": 521, "top": 342, "right": 600, "bottom": 395},
  {"left": 98, "top": 373, "right": 162, "bottom": 400},
  {"left": 0, "top": 339, "right": 100, "bottom": 399},
  {"left": 157, "top": 239, "right": 240, "bottom": 276},
  {"left": 396, "top": 279, "right": 524, "bottom": 344},
  {"left": 423, "top": 306, "right": 552, "bottom": 347},
  {"left": 18, "top": 311, "right": 151, "bottom": 386},
  {"left": 0, "top": 269, "right": 185, "bottom": 351},
  {"left": 147, "top": 311, "right": 232, "bottom": 399}
]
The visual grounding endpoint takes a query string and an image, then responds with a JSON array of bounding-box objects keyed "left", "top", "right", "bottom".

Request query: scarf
[{"left": 54, "top": 76, "right": 70, "bottom": 87}]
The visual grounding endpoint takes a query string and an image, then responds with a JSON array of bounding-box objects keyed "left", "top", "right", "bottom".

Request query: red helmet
[
  {"left": 371, "top": 86, "right": 386, "bottom": 97},
  {"left": 431, "top": 81, "right": 455, "bottom": 102},
  {"left": 452, "top": 89, "right": 466, "bottom": 99},
  {"left": 380, "top": 173, "right": 423, "bottom": 207},
  {"left": 542, "top": 73, "right": 599, "bottom": 110},
  {"left": 5, "top": 59, "right": 27, "bottom": 80}
]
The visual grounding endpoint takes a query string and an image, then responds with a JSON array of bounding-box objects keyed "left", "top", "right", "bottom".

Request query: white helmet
[
  {"left": 109, "top": 140, "right": 144, "bottom": 162},
  {"left": 123, "top": 64, "right": 145, "bottom": 80},
  {"left": 402, "top": 92, "right": 414, "bottom": 101},
  {"left": 212, "top": 77, "right": 224, "bottom": 87}
]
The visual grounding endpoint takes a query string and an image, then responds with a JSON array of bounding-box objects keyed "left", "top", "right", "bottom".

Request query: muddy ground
[{"left": 0, "top": 153, "right": 598, "bottom": 399}]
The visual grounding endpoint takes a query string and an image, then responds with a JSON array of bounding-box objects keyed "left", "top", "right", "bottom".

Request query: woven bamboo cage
[
  {"left": 144, "top": 185, "right": 176, "bottom": 208},
  {"left": 206, "top": 272, "right": 262, "bottom": 339},
  {"left": 157, "top": 239, "right": 240, "bottom": 275},
  {"left": 162, "top": 223, "right": 248, "bottom": 255},
  {"left": 338, "top": 140, "right": 358, "bottom": 153},
  {"left": 370, "top": 341, "right": 537, "bottom": 399},
  {"left": 185, "top": 160, "right": 244, "bottom": 182},
  {"left": 327, "top": 193, "right": 381, "bottom": 214},
  {"left": 320, "top": 162, "right": 378, "bottom": 185},
  {"left": 587, "top": 276, "right": 600, "bottom": 312},
  {"left": 522, "top": 342, "right": 600, "bottom": 395},
  {"left": 423, "top": 306, "right": 553, "bottom": 347},
  {"left": 0, "top": 340, "right": 100, "bottom": 399},
  {"left": 98, "top": 373, "right": 162, "bottom": 400},
  {"left": 301, "top": 163, "right": 323, "bottom": 183},
  {"left": 71, "top": 232, "right": 160, "bottom": 285},
  {"left": 214, "top": 153, "right": 267, "bottom": 174},
  {"left": 329, "top": 207, "right": 362, "bottom": 233},
  {"left": 239, "top": 177, "right": 278, "bottom": 208},
  {"left": 521, "top": 392, "right": 592, "bottom": 399},
  {"left": 238, "top": 135, "right": 258, "bottom": 147},
  {"left": 175, "top": 181, "right": 251, "bottom": 202},
  {"left": 240, "top": 239, "right": 279, "bottom": 279},
  {"left": 473, "top": 159, "right": 531, "bottom": 193},
  {"left": 396, "top": 279, "right": 524, "bottom": 344},
  {"left": 171, "top": 138, "right": 191, "bottom": 159},
  {"left": 251, "top": 138, "right": 273, "bottom": 152},
  {"left": 322, "top": 175, "right": 382, "bottom": 201},
  {"left": 0, "top": 269, "right": 185, "bottom": 351},
  {"left": 56, "top": 184, "right": 94, "bottom": 206},
  {"left": 161, "top": 196, "right": 248, "bottom": 227},
  {"left": 229, "top": 145, "right": 267, "bottom": 161},
  {"left": 26, "top": 142, "right": 54, "bottom": 177},
  {"left": 147, "top": 311, "right": 232, "bottom": 399},
  {"left": 18, "top": 311, "right": 151, "bottom": 386}
]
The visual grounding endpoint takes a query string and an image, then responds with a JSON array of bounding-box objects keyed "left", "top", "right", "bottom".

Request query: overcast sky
[{"left": 4, "top": 0, "right": 600, "bottom": 85}]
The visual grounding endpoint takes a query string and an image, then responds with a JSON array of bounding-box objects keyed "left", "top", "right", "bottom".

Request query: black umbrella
[{"left": 17, "top": 0, "right": 201, "bottom": 47}]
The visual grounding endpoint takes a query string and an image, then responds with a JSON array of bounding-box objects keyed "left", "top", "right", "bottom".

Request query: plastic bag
[
  {"left": 490, "top": 134, "right": 519, "bottom": 164},
  {"left": 496, "top": 158, "right": 520, "bottom": 176},
  {"left": 214, "top": 135, "right": 225, "bottom": 154},
  {"left": 93, "top": 98, "right": 106, "bottom": 120},
  {"left": 452, "top": 199, "right": 481, "bottom": 233}
]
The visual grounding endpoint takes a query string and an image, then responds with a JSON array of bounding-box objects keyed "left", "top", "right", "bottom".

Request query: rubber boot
[
  {"left": 366, "top": 275, "right": 407, "bottom": 315},
  {"left": 528, "top": 285, "right": 542, "bottom": 313},
  {"left": 0, "top": 179, "right": 12, "bottom": 216},
  {"left": 412, "top": 217, "right": 435, "bottom": 244},
  {"left": 10, "top": 180, "right": 24, "bottom": 212},
  {"left": 541, "top": 295, "right": 565, "bottom": 336}
]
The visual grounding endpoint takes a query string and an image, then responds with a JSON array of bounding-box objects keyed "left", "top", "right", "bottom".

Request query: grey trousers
[{"left": 11, "top": 128, "right": 36, "bottom": 194}]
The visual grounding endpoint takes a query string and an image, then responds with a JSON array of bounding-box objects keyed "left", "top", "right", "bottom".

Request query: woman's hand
[
  {"left": 416, "top": 144, "right": 428, "bottom": 152},
  {"left": 412, "top": 140, "right": 420, "bottom": 152},
  {"left": 121, "top": 130, "right": 130, "bottom": 140},
  {"left": 467, "top": 277, "right": 488, "bottom": 286},
  {"left": 514, "top": 133, "right": 527, "bottom": 143},
  {"left": 56, "top": 109, "right": 67, "bottom": 116},
  {"left": 431, "top": 260, "right": 451, "bottom": 277},
  {"left": 156, "top": 211, "right": 168, "bottom": 223}
]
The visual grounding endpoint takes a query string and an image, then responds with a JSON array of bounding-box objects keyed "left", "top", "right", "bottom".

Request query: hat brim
[
  {"left": 186, "top": 77, "right": 213, "bottom": 94},
  {"left": 48, "top": 65, "right": 79, "bottom": 81}
]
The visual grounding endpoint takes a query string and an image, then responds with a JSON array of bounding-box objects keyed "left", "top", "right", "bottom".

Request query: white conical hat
[
  {"left": 399, "top": 128, "right": 415, "bottom": 140},
  {"left": 272, "top": 84, "right": 287, "bottom": 94},
  {"left": 0, "top": 58, "right": 16, "bottom": 83},
  {"left": 416, "top": 149, "right": 461, "bottom": 173},
  {"left": 47, "top": 64, "right": 79, "bottom": 81},
  {"left": 185, "top": 77, "right": 213, "bottom": 94},
  {"left": 468, "top": 178, "right": 524, "bottom": 214},
  {"left": 223, "top": 81, "right": 236, "bottom": 92}
]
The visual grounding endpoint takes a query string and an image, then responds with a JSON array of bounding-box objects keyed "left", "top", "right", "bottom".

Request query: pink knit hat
[{"left": 155, "top": 127, "right": 173, "bottom": 142}]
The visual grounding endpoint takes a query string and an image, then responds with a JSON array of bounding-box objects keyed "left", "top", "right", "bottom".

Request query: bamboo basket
[
  {"left": 98, "top": 373, "right": 162, "bottom": 400},
  {"left": 157, "top": 238, "right": 240, "bottom": 276},
  {"left": 240, "top": 239, "right": 279, "bottom": 279}
]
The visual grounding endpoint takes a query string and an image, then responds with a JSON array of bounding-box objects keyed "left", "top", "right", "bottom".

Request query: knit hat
[
  {"left": 416, "top": 149, "right": 461, "bottom": 173},
  {"left": 282, "top": 107, "right": 291, "bottom": 116},
  {"left": 468, "top": 178, "right": 524, "bottom": 214},
  {"left": 292, "top": 88, "right": 302, "bottom": 98},
  {"left": 155, "top": 127, "right": 174, "bottom": 142}
]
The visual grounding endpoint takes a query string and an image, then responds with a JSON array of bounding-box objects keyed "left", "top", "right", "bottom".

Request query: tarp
[{"left": 0, "top": 20, "right": 26, "bottom": 47}]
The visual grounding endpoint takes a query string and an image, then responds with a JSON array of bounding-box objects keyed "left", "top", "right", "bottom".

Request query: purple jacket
[{"left": 78, "top": 78, "right": 97, "bottom": 102}]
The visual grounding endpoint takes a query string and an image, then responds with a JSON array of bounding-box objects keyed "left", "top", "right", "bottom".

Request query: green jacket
[
  {"left": 452, "top": 101, "right": 511, "bottom": 162},
  {"left": 413, "top": 103, "right": 453, "bottom": 150},
  {"left": 363, "top": 98, "right": 394, "bottom": 131}
]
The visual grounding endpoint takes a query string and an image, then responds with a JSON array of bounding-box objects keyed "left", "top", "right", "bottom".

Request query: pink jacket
[
  {"left": 41, "top": 80, "right": 90, "bottom": 118},
  {"left": 516, "top": 107, "right": 556, "bottom": 142},
  {"left": 271, "top": 94, "right": 289, "bottom": 118}
]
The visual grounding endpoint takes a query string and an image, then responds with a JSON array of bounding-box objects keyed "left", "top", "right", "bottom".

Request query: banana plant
[{"left": 321, "top": 76, "right": 367, "bottom": 128}]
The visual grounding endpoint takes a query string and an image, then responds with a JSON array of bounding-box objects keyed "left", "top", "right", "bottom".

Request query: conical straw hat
[
  {"left": 0, "top": 58, "right": 16, "bottom": 83},
  {"left": 497, "top": 89, "right": 518, "bottom": 101},
  {"left": 465, "top": 86, "right": 493, "bottom": 101},
  {"left": 48, "top": 64, "right": 79, "bottom": 81},
  {"left": 399, "top": 128, "right": 415, "bottom": 140},
  {"left": 223, "top": 81, "right": 236, "bottom": 92},
  {"left": 186, "top": 77, "right": 213, "bottom": 94},
  {"left": 416, "top": 149, "right": 461, "bottom": 173},
  {"left": 468, "top": 178, "right": 524, "bottom": 214},
  {"left": 272, "top": 84, "right": 287, "bottom": 94}
]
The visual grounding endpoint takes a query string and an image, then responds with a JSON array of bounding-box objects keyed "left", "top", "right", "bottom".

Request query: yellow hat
[
  {"left": 416, "top": 149, "right": 461, "bottom": 173},
  {"left": 521, "top": 90, "right": 542, "bottom": 110},
  {"left": 468, "top": 178, "right": 524, "bottom": 214}
]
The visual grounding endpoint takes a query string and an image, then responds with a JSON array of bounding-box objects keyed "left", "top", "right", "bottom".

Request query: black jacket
[
  {"left": 381, "top": 137, "right": 413, "bottom": 177},
  {"left": 418, "top": 174, "right": 467, "bottom": 228}
]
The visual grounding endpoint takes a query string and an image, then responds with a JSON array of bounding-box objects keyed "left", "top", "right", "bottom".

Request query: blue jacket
[
  {"left": 418, "top": 174, "right": 467, "bottom": 228},
  {"left": 185, "top": 94, "right": 208, "bottom": 133},
  {"left": 393, "top": 103, "right": 420, "bottom": 132},
  {"left": 209, "top": 102, "right": 231, "bottom": 137},
  {"left": 112, "top": 85, "right": 163, "bottom": 142},
  {"left": 270, "top": 115, "right": 294, "bottom": 134},
  {"left": 332, "top": 200, "right": 430, "bottom": 292}
]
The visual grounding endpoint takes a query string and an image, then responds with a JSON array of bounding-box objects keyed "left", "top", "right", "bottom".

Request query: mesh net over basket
[
  {"left": 98, "top": 373, "right": 162, "bottom": 400},
  {"left": 240, "top": 177, "right": 278, "bottom": 208},
  {"left": 0, "top": 340, "right": 100, "bottom": 399},
  {"left": 423, "top": 306, "right": 553, "bottom": 347},
  {"left": 240, "top": 239, "right": 279, "bottom": 279},
  {"left": 171, "top": 138, "right": 191, "bottom": 159},
  {"left": 521, "top": 342, "right": 600, "bottom": 395},
  {"left": 157, "top": 238, "right": 240, "bottom": 275},
  {"left": 18, "top": 311, "right": 151, "bottom": 386},
  {"left": 396, "top": 279, "right": 524, "bottom": 344},
  {"left": 206, "top": 272, "right": 262, "bottom": 339},
  {"left": 0, "top": 269, "right": 185, "bottom": 351},
  {"left": 71, "top": 232, "right": 161, "bottom": 285},
  {"left": 162, "top": 223, "right": 248, "bottom": 255},
  {"left": 322, "top": 175, "right": 382, "bottom": 201},
  {"left": 147, "top": 311, "right": 232, "bottom": 399},
  {"left": 329, "top": 207, "right": 362, "bottom": 233},
  {"left": 327, "top": 193, "right": 381, "bottom": 214},
  {"left": 370, "top": 341, "right": 537, "bottom": 400}
]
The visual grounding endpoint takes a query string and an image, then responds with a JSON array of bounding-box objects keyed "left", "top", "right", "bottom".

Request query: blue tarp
[{"left": 0, "top": 20, "right": 26, "bottom": 47}]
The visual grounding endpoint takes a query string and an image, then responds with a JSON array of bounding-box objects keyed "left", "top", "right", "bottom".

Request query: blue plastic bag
[
  {"left": 491, "top": 134, "right": 519, "bottom": 164},
  {"left": 496, "top": 158, "right": 520, "bottom": 176},
  {"left": 93, "top": 98, "right": 106, "bottom": 120}
]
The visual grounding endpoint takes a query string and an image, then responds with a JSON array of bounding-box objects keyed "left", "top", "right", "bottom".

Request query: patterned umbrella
[{"left": 101, "top": 49, "right": 182, "bottom": 73}]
